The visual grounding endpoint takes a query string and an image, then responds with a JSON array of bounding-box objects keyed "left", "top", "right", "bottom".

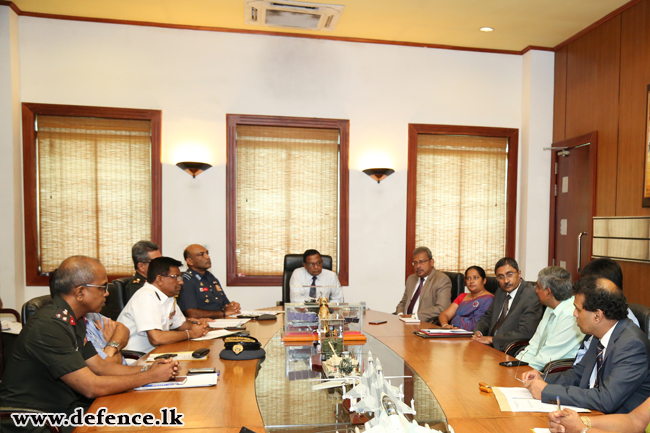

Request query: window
[
  {"left": 226, "top": 114, "right": 349, "bottom": 286},
  {"left": 406, "top": 124, "right": 518, "bottom": 275},
  {"left": 23, "top": 103, "right": 162, "bottom": 285}
]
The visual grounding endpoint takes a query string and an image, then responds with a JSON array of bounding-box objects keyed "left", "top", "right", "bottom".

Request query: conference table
[{"left": 76, "top": 308, "right": 552, "bottom": 433}]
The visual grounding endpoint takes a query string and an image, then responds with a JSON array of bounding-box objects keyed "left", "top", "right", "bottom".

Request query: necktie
[
  {"left": 309, "top": 276, "right": 317, "bottom": 298},
  {"left": 594, "top": 341, "right": 605, "bottom": 388},
  {"left": 407, "top": 278, "right": 424, "bottom": 314},
  {"left": 536, "top": 313, "right": 556, "bottom": 354},
  {"left": 491, "top": 294, "right": 511, "bottom": 335}
]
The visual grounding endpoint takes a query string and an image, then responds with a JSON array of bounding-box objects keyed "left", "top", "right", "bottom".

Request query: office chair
[
  {"left": 629, "top": 303, "right": 650, "bottom": 338},
  {"left": 280, "top": 254, "right": 333, "bottom": 306},
  {"left": 0, "top": 308, "right": 20, "bottom": 380},
  {"left": 443, "top": 271, "right": 464, "bottom": 301},
  {"left": 502, "top": 339, "right": 529, "bottom": 357},
  {"left": 99, "top": 281, "right": 127, "bottom": 321},
  {"left": 21, "top": 295, "right": 53, "bottom": 325}
]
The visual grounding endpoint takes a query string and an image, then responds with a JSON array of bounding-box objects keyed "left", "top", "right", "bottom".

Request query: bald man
[{"left": 177, "top": 244, "right": 241, "bottom": 319}]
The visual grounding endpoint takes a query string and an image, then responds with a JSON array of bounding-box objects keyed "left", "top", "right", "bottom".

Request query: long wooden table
[{"left": 76, "top": 309, "right": 550, "bottom": 432}]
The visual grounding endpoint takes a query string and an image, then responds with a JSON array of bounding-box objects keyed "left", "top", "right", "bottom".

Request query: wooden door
[{"left": 548, "top": 132, "right": 598, "bottom": 282}]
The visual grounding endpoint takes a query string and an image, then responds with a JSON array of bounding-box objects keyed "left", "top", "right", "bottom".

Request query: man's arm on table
[
  {"left": 542, "top": 337, "right": 649, "bottom": 413},
  {"left": 61, "top": 360, "right": 179, "bottom": 399},
  {"left": 145, "top": 321, "right": 208, "bottom": 346},
  {"left": 548, "top": 397, "right": 650, "bottom": 433}
]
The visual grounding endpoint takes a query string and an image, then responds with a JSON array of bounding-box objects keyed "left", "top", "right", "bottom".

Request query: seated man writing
[
  {"left": 289, "top": 249, "right": 344, "bottom": 303},
  {"left": 0, "top": 256, "right": 179, "bottom": 433},
  {"left": 523, "top": 276, "right": 650, "bottom": 414},
  {"left": 177, "top": 244, "right": 240, "bottom": 319},
  {"left": 118, "top": 256, "right": 209, "bottom": 354},
  {"left": 472, "top": 257, "right": 543, "bottom": 351}
]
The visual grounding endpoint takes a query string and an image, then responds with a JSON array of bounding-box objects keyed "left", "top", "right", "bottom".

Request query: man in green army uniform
[
  {"left": 0, "top": 256, "right": 178, "bottom": 432},
  {"left": 124, "top": 240, "right": 161, "bottom": 301}
]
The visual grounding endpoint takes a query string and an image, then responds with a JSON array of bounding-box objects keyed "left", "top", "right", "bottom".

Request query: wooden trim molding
[
  {"left": 0, "top": 1, "right": 540, "bottom": 56},
  {"left": 225, "top": 114, "right": 350, "bottom": 287},
  {"left": 406, "top": 124, "right": 519, "bottom": 279},
  {"left": 22, "top": 103, "right": 162, "bottom": 286}
]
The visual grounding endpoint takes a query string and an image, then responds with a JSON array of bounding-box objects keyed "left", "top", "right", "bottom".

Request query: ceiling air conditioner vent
[{"left": 245, "top": 0, "right": 344, "bottom": 31}]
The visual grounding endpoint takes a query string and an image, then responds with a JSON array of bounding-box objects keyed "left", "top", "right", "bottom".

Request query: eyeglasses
[
  {"left": 514, "top": 348, "right": 529, "bottom": 382},
  {"left": 84, "top": 283, "right": 109, "bottom": 293},
  {"left": 305, "top": 261, "right": 323, "bottom": 268},
  {"left": 162, "top": 274, "right": 183, "bottom": 281},
  {"left": 496, "top": 272, "right": 517, "bottom": 281},
  {"left": 412, "top": 260, "right": 430, "bottom": 266}
]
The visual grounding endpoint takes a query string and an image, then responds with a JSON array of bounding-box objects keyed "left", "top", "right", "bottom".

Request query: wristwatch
[{"left": 106, "top": 341, "right": 120, "bottom": 350}]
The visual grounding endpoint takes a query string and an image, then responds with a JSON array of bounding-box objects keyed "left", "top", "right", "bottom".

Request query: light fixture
[
  {"left": 176, "top": 161, "right": 212, "bottom": 178},
  {"left": 363, "top": 168, "right": 395, "bottom": 184},
  {"left": 480, "top": 27, "right": 494, "bottom": 32}
]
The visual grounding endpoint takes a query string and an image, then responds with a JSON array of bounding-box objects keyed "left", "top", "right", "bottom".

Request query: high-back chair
[{"left": 281, "top": 254, "right": 333, "bottom": 305}]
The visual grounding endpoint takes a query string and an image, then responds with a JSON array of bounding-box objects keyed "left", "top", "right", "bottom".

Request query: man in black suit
[
  {"left": 523, "top": 276, "right": 650, "bottom": 414},
  {"left": 472, "top": 257, "right": 543, "bottom": 351}
]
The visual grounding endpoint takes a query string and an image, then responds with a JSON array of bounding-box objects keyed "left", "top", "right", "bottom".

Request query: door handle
[{"left": 577, "top": 232, "right": 588, "bottom": 272}]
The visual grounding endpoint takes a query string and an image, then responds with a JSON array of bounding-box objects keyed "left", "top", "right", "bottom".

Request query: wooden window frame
[
  {"left": 406, "top": 124, "right": 518, "bottom": 278},
  {"left": 226, "top": 114, "right": 349, "bottom": 286},
  {"left": 22, "top": 103, "right": 162, "bottom": 286}
]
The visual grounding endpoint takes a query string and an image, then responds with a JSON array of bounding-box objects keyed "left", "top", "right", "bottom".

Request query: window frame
[
  {"left": 406, "top": 124, "right": 518, "bottom": 278},
  {"left": 226, "top": 114, "right": 349, "bottom": 286},
  {"left": 22, "top": 103, "right": 162, "bottom": 286}
]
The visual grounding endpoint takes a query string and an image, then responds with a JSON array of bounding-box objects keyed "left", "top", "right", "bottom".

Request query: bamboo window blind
[
  {"left": 36, "top": 115, "right": 153, "bottom": 275},
  {"left": 235, "top": 125, "right": 340, "bottom": 276},
  {"left": 415, "top": 134, "right": 508, "bottom": 274}
]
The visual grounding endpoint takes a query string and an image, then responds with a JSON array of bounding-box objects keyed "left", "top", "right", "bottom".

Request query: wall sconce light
[
  {"left": 176, "top": 161, "right": 212, "bottom": 178},
  {"left": 362, "top": 168, "right": 395, "bottom": 183}
]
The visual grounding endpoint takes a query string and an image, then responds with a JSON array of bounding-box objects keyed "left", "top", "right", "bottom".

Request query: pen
[{"left": 557, "top": 396, "right": 561, "bottom": 411}]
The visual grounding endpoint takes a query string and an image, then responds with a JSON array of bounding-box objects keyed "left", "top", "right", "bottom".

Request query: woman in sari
[{"left": 438, "top": 266, "right": 493, "bottom": 331}]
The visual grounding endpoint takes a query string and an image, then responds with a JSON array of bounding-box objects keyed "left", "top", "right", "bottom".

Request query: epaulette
[
  {"left": 53, "top": 308, "right": 76, "bottom": 326},
  {"left": 182, "top": 272, "right": 192, "bottom": 281},
  {"left": 133, "top": 277, "right": 141, "bottom": 284}
]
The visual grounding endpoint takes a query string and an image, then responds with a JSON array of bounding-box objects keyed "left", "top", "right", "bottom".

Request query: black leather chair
[
  {"left": 542, "top": 358, "right": 574, "bottom": 375},
  {"left": 21, "top": 295, "right": 53, "bottom": 325},
  {"left": 503, "top": 339, "right": 529, "bottom": 357},
  {"left": 629, "top": 303, "right": 650, "bottom": 338},
  {"left": 0, "top": 408, "right": 60, "bottom": 432},
  {"left": 116, "top": 276, "right": 137, "bottom": 305},
  {"left": 99, "top": 280, "right": 128, "bottom": 320},
  {"left": 281, "top": 254, "right": 333, "bottom": 305},
  {"left": 0, "top": 308, "right": 20, "bottom": 380},
  {"left": 443, "top": 271, "right": 465, "bottom": 301},
  {"left": 485, "top": 277, "right": 501, "bottom": 294}
]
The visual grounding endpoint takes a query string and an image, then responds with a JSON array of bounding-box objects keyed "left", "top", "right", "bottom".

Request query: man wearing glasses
[
  {"left": 0, "top": 256, "right": 180, "bottom": 430},
  {"left": 118, "top": 256, "right": 209, "bottom": 354},
  {"left": 473, "top": 257, "right": 543, "bottom": 351},
  {"left": 123, "top": 240, "right": 161, "bottom": 301},
  {"left": 178, "top": 244, "right": 241, "bottom": 318},
  {"left": 396, "top": 247, "right": 451, "bottom": 323},
  {"left": 290, "top": 249, "right": 343, "bottom": 303}
]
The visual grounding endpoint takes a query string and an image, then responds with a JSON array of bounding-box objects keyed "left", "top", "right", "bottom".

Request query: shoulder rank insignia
[
  {"left": 133, "top": 278, "right": 140, "bottom": 284},
  {"left": 182, "top": 272, "right": 192, "bottom": 281}
]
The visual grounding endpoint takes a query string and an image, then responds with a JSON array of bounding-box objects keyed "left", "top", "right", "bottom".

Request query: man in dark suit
[
  {"left": 123, "top": 240, "right": 161, "bottom": 301},
  {"left": 472, "top": 257, "right": 543, "bottom": 351},
  {"left": 396, "top": 246, "right": 451, "bottom": 323},
  {"left": 523, "top": 276, "right": 650, "bottom": 414}
]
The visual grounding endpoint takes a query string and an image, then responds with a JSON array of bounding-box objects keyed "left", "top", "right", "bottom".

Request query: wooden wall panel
[
  {"left": 619, "top": 261, "right": 650, "bottom": 305},
  {"left": 553, "top": 46, "right": 568, "bottom": 143},
  {"left": 617, "top": 1, "right": 650, "bottom": 216},
  {"left": 565, "top": 17, "right": 621, "bottom": 217}
]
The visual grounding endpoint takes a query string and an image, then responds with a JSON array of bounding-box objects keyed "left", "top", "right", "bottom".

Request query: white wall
[{"left": 0, "top": 13, "right": 554, "bottom": 313}]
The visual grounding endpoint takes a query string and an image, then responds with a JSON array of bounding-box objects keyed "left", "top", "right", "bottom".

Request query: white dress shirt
[
  {"left": 118, "top": 282, "right": 186, "bottom": 354},
  {"left": 289, "top": 267, "right": 343, "bottom": 303}
]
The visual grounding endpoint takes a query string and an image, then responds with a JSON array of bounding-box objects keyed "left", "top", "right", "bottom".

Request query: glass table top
[{"left": 255, "top": 328, "right": 449, "bottom": 433}]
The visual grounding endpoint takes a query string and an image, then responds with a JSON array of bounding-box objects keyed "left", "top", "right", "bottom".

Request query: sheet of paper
[
  {"left": 192, "top": 329, "right": 238, "bottom": 341},
  {"left": 134, "top": 373, "right": 218, "bottom": 390},
  {"left": 235, "top": 310, "right": 281, "bottom": 317},
  {"left": 0, "top": 320, "right": 22, "bottom": 334},
  {"left": 399, "top": 317, "right": 420, "bottom": 324},
  {"left": 493, "top": 387, "right": 590, "bottom": 413},
  {"left": 145, "top": 351, "right": 208, "bottom": 362},
  {"left": 208, "top": 318, "right": 251, "bottom": 328},
  {"left": 533, "top": 429, "right": 551, "bottom": 433}
]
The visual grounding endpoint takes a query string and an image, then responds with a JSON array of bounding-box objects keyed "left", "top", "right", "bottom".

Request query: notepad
[
  {"left": 399, "top": 316, "right": 421, "bottom": 324},
  {"left": 208, "top": 318, "right": 251, "bottom": 328},
  {"left": 493, "top": 387, "right": 590, "bottom": 413},
  {"left": 134, "top": 373, "right": 218, "bottom": 391}
]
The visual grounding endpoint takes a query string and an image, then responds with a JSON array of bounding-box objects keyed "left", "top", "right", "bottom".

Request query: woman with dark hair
[{"left": 438, "top": 266, "right": 494, "bottom": 331}]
